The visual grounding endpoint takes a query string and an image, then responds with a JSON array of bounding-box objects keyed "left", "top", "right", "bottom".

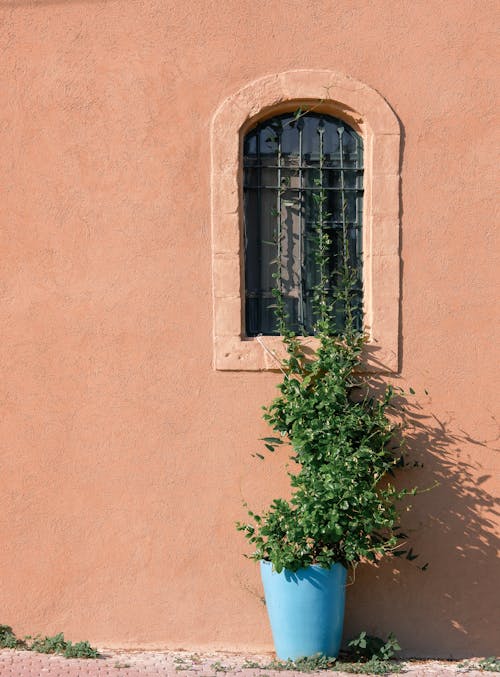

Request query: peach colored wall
[{"left": 0, "top": 0, "right": 498, "bottom": 659}]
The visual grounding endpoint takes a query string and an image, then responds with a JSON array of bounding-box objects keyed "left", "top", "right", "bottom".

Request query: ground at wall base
[{"left": 0, "top": 649, "right": 492, "bottom": 676}]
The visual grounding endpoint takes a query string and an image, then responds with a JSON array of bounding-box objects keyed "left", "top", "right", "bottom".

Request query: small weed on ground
[
  {"left": 189, "top": 653, "right": 204, "bottom": 665},
  {"left": 237, "top": 633, "right": 402, "bottom": 675},
  {"left": 29, "top": 632, "right": 68, "bottom": 654},
  {"left": 335, "top": 658, "right": 402, "bottom": 674},
  {"left": 211, "top": 661, "right": 231, "bottom": 672},
  {"left": 265, "top": 655, "right": 337, "bottom": 671},
  {"left": 478, "top": 658, "right": 500, "bottom": 672},
  {"left": 242, "top": 659, "right": 263, "bottom": 669},
  {"left": 63, "top": 640, "right": 99, "bottom": 658},
  {"left": 259, "top": 655, "right": 400, "bottom": 675},
  {"left": 175, "top": 655, "right": 196, "bottom": 671},
  {"left": 348, "top": 632, "right": 401, "bottom": 662},
  {"left": 0, "top": 626, "right": 99, "bottom": 659},
  {"left": 174, "top": 653, "right": 209, "bottom": 671},
  {"left": 0, "top": 625, "right": 25, "bottom": 649},
  {"left": 458, "top": 657, "right": 500, "bottom": 673}
]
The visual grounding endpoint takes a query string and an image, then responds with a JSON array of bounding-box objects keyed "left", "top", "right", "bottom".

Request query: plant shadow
[{"left": 344, "top": 384, "right": 500, "bottom": 658}]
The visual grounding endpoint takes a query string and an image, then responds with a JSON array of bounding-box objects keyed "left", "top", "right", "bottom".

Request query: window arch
[
  {"left": 243, "top": 111, "right": 363, "bottom": 337},
  {"left": 211, "top": 70, "right": 401, "bottom": 372}
]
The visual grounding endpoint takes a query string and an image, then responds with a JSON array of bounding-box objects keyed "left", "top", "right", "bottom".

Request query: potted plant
[{"left": 237, "top": 174, "right": 420, "bottom": 660}]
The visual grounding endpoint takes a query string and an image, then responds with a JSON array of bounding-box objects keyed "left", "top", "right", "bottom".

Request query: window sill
[{"left": 214, "top": 335, "right": 398, "bottom": 373}]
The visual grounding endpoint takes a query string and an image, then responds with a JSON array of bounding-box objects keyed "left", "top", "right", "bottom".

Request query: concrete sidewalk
[{"left": 0, "top": 649, "right": 488, "bottom": 677}]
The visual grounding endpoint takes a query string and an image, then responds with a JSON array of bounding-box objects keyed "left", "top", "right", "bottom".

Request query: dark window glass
[{"left": 243, "top": 112, "right": 363, "bottom": 336}]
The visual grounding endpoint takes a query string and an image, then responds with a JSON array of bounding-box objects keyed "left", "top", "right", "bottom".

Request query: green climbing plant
[{"left": 237, "top": 141, "right": 424, "bottom": 573}]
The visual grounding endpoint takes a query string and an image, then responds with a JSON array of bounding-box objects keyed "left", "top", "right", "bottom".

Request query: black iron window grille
[{"left": 243, "top": 111, "right": 363, "bottom": 337}]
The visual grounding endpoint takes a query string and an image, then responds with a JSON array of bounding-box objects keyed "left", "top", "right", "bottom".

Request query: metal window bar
[
  {"left": 256, "top": 130, "right": 262, "bottom": 332},
  {"left": 276, "top": 122, "right": 283, "bottom": 302},
  {"left": 297, "top": 117, "right": 304, "bottom": 328}
]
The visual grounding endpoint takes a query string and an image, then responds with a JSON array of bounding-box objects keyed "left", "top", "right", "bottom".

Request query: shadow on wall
[{"left": 344, "top": 381, "right": 500, "bottom": 658}]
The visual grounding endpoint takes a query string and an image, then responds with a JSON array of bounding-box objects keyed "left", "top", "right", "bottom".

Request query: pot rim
[{"left": 260, "top": 559, "right": 347, "bottom": 573}]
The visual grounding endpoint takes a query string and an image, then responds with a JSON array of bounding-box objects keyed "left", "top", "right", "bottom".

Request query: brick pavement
[{"left": 0, "top": 649, "right": 487, "bottom": 676}]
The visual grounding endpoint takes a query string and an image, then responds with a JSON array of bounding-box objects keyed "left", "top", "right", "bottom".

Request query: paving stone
[{"left": 0, "top": 649, "right": 488, "bottom": 676}]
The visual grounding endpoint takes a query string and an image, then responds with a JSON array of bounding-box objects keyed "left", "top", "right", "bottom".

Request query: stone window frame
[{"left": 211, "top": 70, "right": 401, "bottom": 372}]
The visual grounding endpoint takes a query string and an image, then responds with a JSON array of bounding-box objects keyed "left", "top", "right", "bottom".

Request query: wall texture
[{"left": 0, "top": 0, "right": 498, "bottom": 658}]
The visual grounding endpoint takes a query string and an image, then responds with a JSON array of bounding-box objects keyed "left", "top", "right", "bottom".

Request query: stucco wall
[{"left": 0, "top": 0, "right": 498, "bottom": 658}]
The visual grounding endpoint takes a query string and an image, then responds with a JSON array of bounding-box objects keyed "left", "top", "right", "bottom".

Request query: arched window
[
  {"left": 211, "top": 71, "right": 401, "bottom": 372},
  {"left": 243, "top": 112, "right": 363, "bottom": 336}
]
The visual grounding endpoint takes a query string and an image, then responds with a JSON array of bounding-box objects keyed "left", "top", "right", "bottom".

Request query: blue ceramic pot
[{"left": 260, "top": 560, "right": 347, "bottom": 660}]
